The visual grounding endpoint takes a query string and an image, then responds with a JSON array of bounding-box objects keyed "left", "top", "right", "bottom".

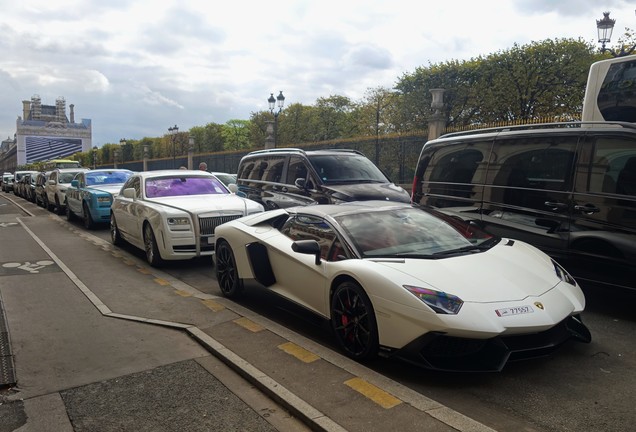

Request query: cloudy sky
[{"left": 1, "top": 0, "right": 634, "bottom": 147}]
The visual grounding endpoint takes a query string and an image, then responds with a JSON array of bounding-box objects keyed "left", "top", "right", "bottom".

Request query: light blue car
[{"left": 65, "top": 169, "right": 134, "bottom": 229}]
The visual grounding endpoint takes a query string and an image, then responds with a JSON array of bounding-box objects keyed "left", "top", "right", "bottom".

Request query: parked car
[
  {"left": 110, "top": 170, "right": 264, "bottom": 266},
  {"left": 13, "top": 170, "right": 38, "bottom": 198},
  {"left": 211, "top": 172, "right": 237, "bottom": 188},
  {"left": 2, "top": 172, "right": 13, "bottom": 192},
  {"left": 34, "top": 171, "right": 51, "bottom": 207},
  {"left": 25, "top": 173, "right": 37, "bottom": 202},
  {"left": 236, "top": 148, "right": 410, "bottom": 210},
  {"left": 214, "top": 201, "right": 591, "bottom": 372},
  {"left": 411, "top": 121, "right": 636, "bottom": 292},
  {"left": 65, "top": 169, "right": 134, "bottom": 229},
  {"left": 44, "top": 168, "right": 90, "bottom": 214}
]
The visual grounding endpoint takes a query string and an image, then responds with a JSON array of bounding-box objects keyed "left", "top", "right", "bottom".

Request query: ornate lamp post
[
  {"left": 168, "top": 125, "right": 179, "bottom": 168},
  {"left": 143, "top": 143, "right": 150, "bottom": 171},
  {"left": 119, "top": 138, "right": 126, "bottom": 166},
  {"left": 267, "top": 91, "right": 285, "bottom": 147},
  {"left": 597, "top": 11, "right": 636, "bottom": 57}
]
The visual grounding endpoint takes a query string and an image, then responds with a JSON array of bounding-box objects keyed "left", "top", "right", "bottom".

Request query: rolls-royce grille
[{"left": 199, "top": 215, "right": 242, "bottom": 235}]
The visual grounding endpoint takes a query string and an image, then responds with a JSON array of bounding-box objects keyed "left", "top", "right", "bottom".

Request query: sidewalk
[{"left": 0, "top": 196, "right": 496, "bottom": 432}]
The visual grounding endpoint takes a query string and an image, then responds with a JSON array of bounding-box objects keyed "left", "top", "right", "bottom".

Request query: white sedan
[
  {"left": 110, "top": 170, "right": 264, "bottom": 266},
  {"left": 214, "top": 201, "right": 591, "bottom": 372}
]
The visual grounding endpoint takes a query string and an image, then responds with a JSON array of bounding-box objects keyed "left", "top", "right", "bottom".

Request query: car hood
[
  {"left": 146, "top": 194, "right": 264, "bottom": 214},
  {"left": 373, "top": 239, "right": 562, "bottom": 302},
  {"left": 88, "top": 184, "right": 124, "bottom": 196},
  {"left": 322, "top": 183, "right": 410, "bottom": 203}
]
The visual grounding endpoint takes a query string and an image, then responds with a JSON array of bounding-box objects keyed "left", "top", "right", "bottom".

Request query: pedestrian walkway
[{"left": 0, "top": 195, "right": 497, "bottom": 431}]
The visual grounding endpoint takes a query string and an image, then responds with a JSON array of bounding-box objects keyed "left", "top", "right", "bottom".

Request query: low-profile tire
[
  {"left": 215, "top": 240, "right": 244, "bottom": 298},
  {"left": 83, "top": 202, "right": 95, "bottom": 230},
  {"left": 143, "top": 223, "right": 164, "bottom": 267},
  {"left": 65, "top": 200, "right": 75, "bottom": 221},
  {"left": 330, "top": 281, "right": 379, "bottom": 361},
  {"left": 110, "top": 213, "right": 123, "bottom": 246}
]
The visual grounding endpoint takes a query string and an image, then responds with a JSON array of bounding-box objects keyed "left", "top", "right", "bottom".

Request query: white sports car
[
  {"left": 214, "top": 201, "right": 591, "bottom": 372},
  {"left": 110, "top": 170, "right": 264, "bottom": 266}
]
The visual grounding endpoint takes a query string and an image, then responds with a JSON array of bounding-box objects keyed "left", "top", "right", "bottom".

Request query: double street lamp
[
  {"left": 597, "top": 11, "right": 636, "bottom": 57},
  {"left": 268, "top": 91, "right": 285, "bottom": 147},
  {"left": 168, "top": 125, "right": 179, "bottom": 168}
]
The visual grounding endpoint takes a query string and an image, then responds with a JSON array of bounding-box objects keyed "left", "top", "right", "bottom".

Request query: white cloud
[{"left": 1, "top": 0, "right": 635, "bottom": 146}]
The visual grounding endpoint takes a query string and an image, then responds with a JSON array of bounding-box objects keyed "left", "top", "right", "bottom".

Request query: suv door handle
[
  {"left": 544, "top": 201, "right": 568, "bottom": 211},
  {"left": 574, "top": 204, "right": 600, "bottom": 214}
]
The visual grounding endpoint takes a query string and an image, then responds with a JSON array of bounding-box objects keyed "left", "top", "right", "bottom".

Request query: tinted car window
[
  {"left": 580, "top": 136, "right": 636, "bottom": 196},
  {"left": 490, "top": 136, "right": 578, "bottom": 192},
  {"left": 281, "top": 215, "right": 336, "bottom": 260},
  {"left": 307, "top": 154, "right": 388, "bottom": 183}
]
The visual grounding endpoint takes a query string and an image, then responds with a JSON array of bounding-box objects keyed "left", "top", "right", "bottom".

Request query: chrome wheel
[
  {"left": 330, "top": 281, "right": 378, "bottom": 361},
  {"left": 143, "top": 223, "right": 163, "bottom": 267},
  {"left": 216, "top": 240, "right": 243, "bottom": 298},
  {"left": 83, "top": 203, "right": 95, "bottom": 229},
  {"left": 110, "top": 213, "right": 123, "bottom": 246}
]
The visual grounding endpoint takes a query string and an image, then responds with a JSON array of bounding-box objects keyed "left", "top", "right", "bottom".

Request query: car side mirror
[
  {"left": 295, "top": 178, "right": 306, "bottom": 189},
  {"left": 71, "top": 180, "right": 79, "bottom": 187},
  {"left": 122, "top": 188, "right": 136, "bottom": 199},
  {"left": 291, "top": 239, "right": 321, "bottom": 265},
  {"left": 227, "top": 183, "right": 238, "bottom": 194}
]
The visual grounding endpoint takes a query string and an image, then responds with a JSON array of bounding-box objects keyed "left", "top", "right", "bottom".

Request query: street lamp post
[
  {"left": 92, "top": 146, "right": 97, "bottom": 169},
  {"left": 119, "top": 138, "right": 126, "bottom": 167},
  {"left": 268, "top": 91, "right": 285, "bottom": 147},
  {"left": 597, "top": 11, "right": 636, "bottom": 57},
  {"left": 168, "top": 125, "right": 179, "bottom": 168}
]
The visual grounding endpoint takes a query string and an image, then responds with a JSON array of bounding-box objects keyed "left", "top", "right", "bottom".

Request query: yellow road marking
[
  {"left": 344, "top": 377, "right": 402, "bottom": 409},
  {"left": 153, "top": 278, "right": 171, "bottom": 286},
  {"left": 122, "top": 259, "right": 135, "bottom": 266},
  {"left": 137, "top": 267, "right": 151, "bottom": 275},
  {"left": 202, "top": 299, "right": 225, "bottom": 312},
  {"left": 278, "top": 342, "right": 319, "bottom": 363},
  {"left": 174, "top": 290, "right": 192, "bottom": 297},
  {"left": 233, "top": 316, "right": 264, "bottom": 332}
]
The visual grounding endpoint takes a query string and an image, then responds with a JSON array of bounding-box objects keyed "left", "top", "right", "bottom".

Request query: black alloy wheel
[
  {"left": 215, "top": 240, "right": 244, "bottom": 298},
  {"left": 330, "top": 281, "right": 379, "bottom": 361}
]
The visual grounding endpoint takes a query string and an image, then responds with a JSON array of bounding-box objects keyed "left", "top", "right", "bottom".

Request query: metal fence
[{"left": 106, "top": 132, "right": 430, "bottom": 187}]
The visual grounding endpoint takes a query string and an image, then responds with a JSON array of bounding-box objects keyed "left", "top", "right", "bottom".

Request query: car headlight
[
  {"left": 403, "top": 285, "right": 464, "bottom": 314},
  {"left": 553, "top": 260, "right": 576, "bottom": 286},
  {"left": 97, "top": 196, "right": 111, "bottom": 203},
  {"left": 167, "top": 217, "right": 191, "bottom": 230}
]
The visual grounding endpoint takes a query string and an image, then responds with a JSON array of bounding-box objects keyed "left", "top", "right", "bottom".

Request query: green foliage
[{"left": 221, "top": 119, "right": 251, "bottom": 151}]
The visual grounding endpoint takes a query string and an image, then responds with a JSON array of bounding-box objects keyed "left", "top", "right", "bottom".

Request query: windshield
[
  {"left": 335, "top": 207, "right": 496, "bottom": 258},
  {"left": 59, "top": 172, "right": 82, "bottom": 183},
  {"left": 308, "top": 154, "right": 389, "bottom": 184},
  {"left": 86, "top": 171, "right": 133, "bottom": 186},
  {"left": 145, "top": 176, "right": 229, "bottom": 198}
]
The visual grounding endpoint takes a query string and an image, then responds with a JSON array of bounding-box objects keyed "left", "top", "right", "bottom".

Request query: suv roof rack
[
  {"left": 246, "top": 147, "right": 364, "bottom": 156},
  {"left": 439, "top": 120, "right": 636, "bottom": 139}
]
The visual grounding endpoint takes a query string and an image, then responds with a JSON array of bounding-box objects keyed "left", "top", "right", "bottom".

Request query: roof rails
[
  {"left": 246, "top": 147, "right": 364, "bottom": 156},
  {"left": 438, "top": 120, "right": 636, "bottom": 139}
]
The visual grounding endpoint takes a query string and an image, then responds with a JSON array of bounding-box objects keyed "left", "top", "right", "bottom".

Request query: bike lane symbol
[{"left": 2, "top": 260, "right": 55, "bottom": 274}]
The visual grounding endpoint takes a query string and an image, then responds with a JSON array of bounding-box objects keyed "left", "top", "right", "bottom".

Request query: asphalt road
[{"left": 2, "top": 191, "right": 635, "bottom": 432}]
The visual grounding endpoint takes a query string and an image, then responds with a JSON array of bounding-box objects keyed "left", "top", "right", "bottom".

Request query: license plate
[{"left": 495, "top": 305, "right": 534, "bottom": 317}]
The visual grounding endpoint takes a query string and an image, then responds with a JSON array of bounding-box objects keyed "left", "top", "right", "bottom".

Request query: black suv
[
  {"left": 236, "top": 148, "right": 410, "bottom": 209},
  {"left": 412, "top": 121, "right": 636, "bottom": 292}
]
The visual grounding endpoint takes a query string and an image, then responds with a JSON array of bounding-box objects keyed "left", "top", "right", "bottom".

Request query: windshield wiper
[{"left": 432, "top": 238, "right": 500, "bottom": 256}]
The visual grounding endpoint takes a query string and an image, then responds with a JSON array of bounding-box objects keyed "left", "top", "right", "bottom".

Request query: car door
[
  {"left": 66, "top": 172, "right": 83, "bottom": 215},
  {"left": 114, "top": 176, "right": 143, "bottom": 242},
  {"left": 264, "top": 214, "right": 334, "bottom": 316},
  {"left": 480, "top": 132, "right": 581, "bottom": 261},
  {"left": 568, "top": 133, "right": 636, "bottom": 290},
  {"left": 275, "top": 156, "right": 320, "bottom": 207}
]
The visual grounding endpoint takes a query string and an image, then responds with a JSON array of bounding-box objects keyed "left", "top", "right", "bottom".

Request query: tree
[{"left": 221, "top": 119, "right": 251, "bottom": 151}]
